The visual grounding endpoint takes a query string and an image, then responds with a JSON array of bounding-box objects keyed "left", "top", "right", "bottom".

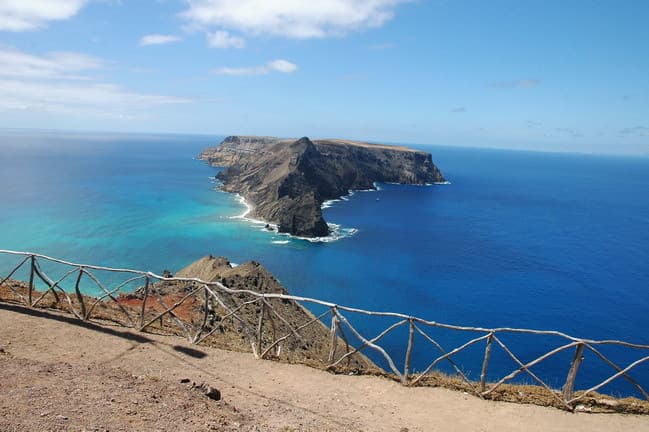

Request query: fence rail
[{"left": 1, "top": 249, "right": 648, "bottom": 411}]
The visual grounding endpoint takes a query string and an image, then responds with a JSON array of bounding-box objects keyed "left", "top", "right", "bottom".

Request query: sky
[{"left": 0, "top": 0, "right": 648, "bottom": 155}]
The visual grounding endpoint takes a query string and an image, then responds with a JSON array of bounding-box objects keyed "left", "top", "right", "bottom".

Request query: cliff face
[{"left": 200, "top": 136, "right": 446, "bottom": 237}]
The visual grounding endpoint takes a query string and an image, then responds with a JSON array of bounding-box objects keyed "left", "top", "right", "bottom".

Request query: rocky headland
[
  {"left": 199, "top": 136, "right": 446, "bottom": 237},
  {"left": 146, "top": 255, "right": 376, "bottom": 371}
]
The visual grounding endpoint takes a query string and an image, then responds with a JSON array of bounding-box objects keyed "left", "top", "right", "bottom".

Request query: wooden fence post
[
  {"left": 28, "top": 255, "right": 35, "bottom": 306},
  {"left": 195, "top": 285, "right": 211, "bottom": 343},
  {"left": 402, "top": 319, "right": 415, "bottom": 385},
  {"left": 74, "top": 268, "right": 87, "bottom": 319},
  {"left": 256, "top": 301, "right": 266, "bottom": 359},
  {"left": 563, "top": 343, "right": 585, "bottom": 403},
  {"left": 328, "top": 308, "right": 339, "bottom": 365},
  {"left": 139, "top": 276, "right": 150, "bottom": 329},
  {"left": 480, "top": 333, "right": 494, "bottom": 392}
]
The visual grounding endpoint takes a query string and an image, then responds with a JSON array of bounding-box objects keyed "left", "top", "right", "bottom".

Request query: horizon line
[{"left": 1, "top": 127, "right": 647, "bottom": 159}]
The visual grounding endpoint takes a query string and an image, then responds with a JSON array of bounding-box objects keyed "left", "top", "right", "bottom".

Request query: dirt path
[{"left": 1, "top": 304, "right": 647, "bottom": 432}]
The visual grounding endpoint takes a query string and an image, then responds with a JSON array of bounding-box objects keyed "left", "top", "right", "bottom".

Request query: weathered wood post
[
  {"left": 480, "top": 333, "right": 494, "bottom": 393},
  {"left": 255, "top": 300, "right": 266, "bottom": 359},
  {"left": 139, "top": 276, "right": 150, "bottom": 330},
  {"left": 74, "top": 267, "right": 87, "bottom": 319},
  {"left": 28, "top": 255, "right": 35, "bottom": 306},
  {"left": 402, "top": 318, "right": 415, "bottom": 385},
  {"left": 328, "top": 308, "right": 339, "bottom": 365},
  {"left": 563, "top": 343, "right": 585, "bottom": 403},
  {"left": 195, "top": 284, "right": 210, "bottom": 342}
]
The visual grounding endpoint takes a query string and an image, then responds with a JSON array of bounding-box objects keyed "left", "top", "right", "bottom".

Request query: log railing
[{"left": 1, "top": 249, "right": 648, "bottom": 411}]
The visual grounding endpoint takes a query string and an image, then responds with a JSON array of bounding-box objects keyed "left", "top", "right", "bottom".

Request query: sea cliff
[{"left": 200, "top": 136, "right": 445, "bottom": 237}]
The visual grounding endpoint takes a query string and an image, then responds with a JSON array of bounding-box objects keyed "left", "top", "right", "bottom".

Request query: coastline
[
  {"left": 229, "top": 192, "right": 358, "bottom": 243},
  {"left": 225, "top": 180, "right": 450, "bottom": 243}
]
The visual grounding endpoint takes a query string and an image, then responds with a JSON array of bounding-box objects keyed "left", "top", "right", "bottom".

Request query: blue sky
[{"left": 0, "top": 0, "right": 647, "bottom": 155}]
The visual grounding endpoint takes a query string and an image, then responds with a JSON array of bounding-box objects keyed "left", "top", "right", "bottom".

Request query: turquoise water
[{"left": 1, "top": 131, "right": 648, "bottom": 395}]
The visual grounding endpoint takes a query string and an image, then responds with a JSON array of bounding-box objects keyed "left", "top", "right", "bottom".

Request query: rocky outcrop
[
  {"left": 146, "top": 255, "right": 376, "bottom": 371},
  {"left": 200, "top": 136, "right": 446, "bottom": 237}
]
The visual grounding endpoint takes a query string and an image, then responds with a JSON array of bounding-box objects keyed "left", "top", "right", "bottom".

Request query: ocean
[{"left": 1, "top": 130, "right": 648, "bottom": 396}]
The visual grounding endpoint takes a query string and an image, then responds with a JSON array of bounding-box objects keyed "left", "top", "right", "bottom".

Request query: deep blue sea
[{"left": 1, "top": 130, "right": 648, "bottom": 396}]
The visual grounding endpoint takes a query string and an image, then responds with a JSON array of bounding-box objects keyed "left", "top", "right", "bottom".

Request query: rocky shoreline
[{"left": 200, "top": 135, "right": 446, "bottom": 237}]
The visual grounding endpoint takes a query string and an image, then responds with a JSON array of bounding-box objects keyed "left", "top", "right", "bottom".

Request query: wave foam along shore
[
  {"left": 230, "top": 195, "right": 279, "bottom": 230},
  {"left": 232, "top": 194, "right": 253, "bottom": 219},
  {"left": 321, "top": 199, "right": 341, "bottom": 209},
  {"left": 291, "top": 224, "right": 358, "bottom": 243},
  {"left": 322, "top": 184, "right": 380, "bottom": 209}
]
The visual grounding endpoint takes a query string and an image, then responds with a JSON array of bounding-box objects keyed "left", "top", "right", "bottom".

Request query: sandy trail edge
[{"left": 0, "top": 305, "right": 647, "bottom": 432}]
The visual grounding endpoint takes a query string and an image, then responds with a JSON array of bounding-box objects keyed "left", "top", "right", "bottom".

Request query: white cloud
[
  {"left": 139, "top": 34, "right": 183, "bottom": 46},
  {"left": 0, "top": 0, "right": 88, "bottom": 31},
  {"left": 0, "top": 48, "right": 104, "bottom": 79},
  {"left": 182, "top": 0, "right": 411, "bottom": 39},
  {"left": 0, "top": 79, "right": 191, "bottom": 118},
  {"left": 267, "top": 59, "right": 297, "bottom": 73},
  {"left": 0, "top": 47, "right": 192, "bottom": 118},
  {"left": 206, "top": 30, "right": 245, "bottom": 48},
  {"left": 212, "top": 59, "right": 297, "bottom": 76}
]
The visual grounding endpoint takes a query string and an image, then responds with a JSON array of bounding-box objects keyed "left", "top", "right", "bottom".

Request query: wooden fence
[{"left": 1, "top": 249, "right": 648, "bottom": 411}]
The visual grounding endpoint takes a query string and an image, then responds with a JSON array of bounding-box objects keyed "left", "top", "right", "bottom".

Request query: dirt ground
[{"left": 0, "top": 303, "right": 647, "bottom": 432}]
